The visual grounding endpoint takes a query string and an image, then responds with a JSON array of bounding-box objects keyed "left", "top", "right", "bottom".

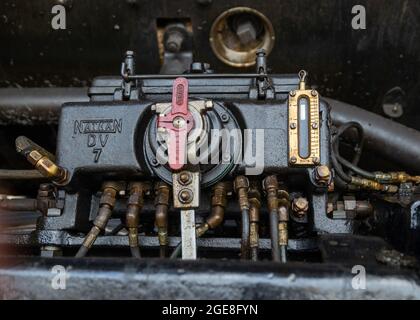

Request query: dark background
[{"left": 0, "top": 0, "right": 419, "bottom": 131}]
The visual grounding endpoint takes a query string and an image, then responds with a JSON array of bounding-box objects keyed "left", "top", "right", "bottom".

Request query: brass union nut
[
  {"left": 292, "top": 197, "right": 309, "bottom": 217},
  {"left": 314, "top": 165, "right": 331, "bottom": 185}
]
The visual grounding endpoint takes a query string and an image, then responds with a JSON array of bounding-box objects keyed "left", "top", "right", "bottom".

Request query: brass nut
[
  {"left": 314, "top": 165, "right": 331, "bottom": 185},
  {"left": 178, "top": 171, "right": 192, "bottom": 185},
  {"left": 233, "top": 176, "right": 249, "bottom": 193},
  {"left": 178, "top": 189, "right": 193, "bottom": 204},
  {"left": 292, "top": 197, "right": 309, "bottom": 217}
]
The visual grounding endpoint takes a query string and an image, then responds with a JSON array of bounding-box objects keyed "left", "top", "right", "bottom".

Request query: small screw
[
  {"left": 290, "top": 157, "right": 297, "bottom": 164},
  {"left": 151, "top": 158, "right": 159, "bottom": 167},
  {"left": 311, "top": 122, "right": 318, "bottom": 129},
  {"left": 290, "top": 91, "right": 296, "bottom": 97},
  {"left": 311, "top": 90, "right": 317, "bottom": 97},
  {"left": 221, "top": 113, "right": 230, "bottom": 123},
  {"left": 290, "top": 123, "right": 297, "bottom": 129}
]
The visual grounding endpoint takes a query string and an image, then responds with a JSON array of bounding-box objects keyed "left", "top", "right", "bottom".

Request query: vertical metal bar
[{"left": 181, "top": 209, "right": 197, "bottom": 259}]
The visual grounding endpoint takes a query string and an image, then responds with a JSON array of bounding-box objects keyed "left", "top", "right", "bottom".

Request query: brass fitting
[
  {"left": 16, "top": 136, "right": 68, "bottom": 185},
  {"left": 234, "top": 176, "right": 250, "bottom": 210},
  {"left": 278, "top": 221, "right": 288, "bottom": 246},
  {"left": 351, "top": 176, "right": 398, "bottom": 193},
  {"left": 277, "top": 188, "right": 290, "bottom": 248},
  {"left": 314, "top": 165, "right": 331, "bottom": 185},
  {"left": 196, "top": 181, "right": 230, "bottom": 237},
  {"left": 374, "top": 172, "right": 420, "bottom": 185},
  {"left": 248, "top": 188, "right": 261, "bottom": 252},
  {"left": 154, "top": 182, "right": 170, "bottom": 248},
  {"left": 263, "top": 175, "right": 279, "bottom": 213},
  {"left": 126, "top": 182, "right": 148, "bottom": 250},
  {"left": 292, "top": 197, "right": 309, "bottom": 218},
  {"left": 80, "top": 181, "right": 123, "bottom": 251}
]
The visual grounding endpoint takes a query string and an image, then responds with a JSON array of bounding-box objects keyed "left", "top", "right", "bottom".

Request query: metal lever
[{"left": 157, "top": 77, "right": 194, "bottom": 170}]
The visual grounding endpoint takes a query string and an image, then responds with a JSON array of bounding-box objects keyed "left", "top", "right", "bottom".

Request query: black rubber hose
[
  {"left": 327, "top": 98, "right": 420, "bottom": 174},
  {"left": 240, "top": 208, "right": 250, "bottom": 260},
  {"left": 332, "top": 122, "right": 376, "bottom": 180},
  {"left": 269, "top": 209, "right": 280, "bottom": 262}
]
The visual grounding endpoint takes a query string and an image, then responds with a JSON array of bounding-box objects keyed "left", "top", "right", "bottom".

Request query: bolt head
[
  {"left": 178, "top": 189, "right": 193, "bottom": 204},
  {"left": 315, "top": 165, "right": 330, "bottom": 184},
  {"left": 290, "top": 122, "right": 297, "bottom": 130},
  {"left": 290, "top": 156, "right": 297, "bottom": 164},
  {"left": 173, "top": 116, "right": 186, "bottom": 129},
  {"left": 292, "top": 197, "right": 309, "bottom": 217},
  {"left": 290, "top": 90, "right": 296, "bottom": 97},
  {"left": 178, "top": 171, "right": 192, "bottom": 185}
]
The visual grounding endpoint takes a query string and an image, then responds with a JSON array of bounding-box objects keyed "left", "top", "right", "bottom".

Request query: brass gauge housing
[{"left": 288, "top": 71, "right": 321, "bottom": 166}]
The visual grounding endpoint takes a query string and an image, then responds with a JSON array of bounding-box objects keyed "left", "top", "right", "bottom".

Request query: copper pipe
[
  {"left": 154, "top": 182, "right": 170, "bottom": 258},
  {"left": 196, "top": 181, "right": 230, "bottom": 238},
  {"left": 278, "top": 189, "right": 290, "bottom": 264},
  {"left": 75, "top": 181, "right": 123, "bottom": 258},
  {"left": 126, "top": 182, "right": 148, "bottom": 258}
]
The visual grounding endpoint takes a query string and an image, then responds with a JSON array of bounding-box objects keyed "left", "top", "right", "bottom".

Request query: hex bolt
[
  {"left": 292, "top": 197, "right": 309, "bottom": 218},
  {"left": 314, "top": 165, "right": 331, "bottom": 185},
  {"left": 178, "top": 171, "right": 192, "bottom": 185},
  {"left": 221, "top": 113, "right": 230, "bottom": 123}
]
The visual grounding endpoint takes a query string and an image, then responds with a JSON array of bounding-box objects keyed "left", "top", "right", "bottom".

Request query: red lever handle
[{"left": 157, "top": 77, "right": 194, "bottom": 170}]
